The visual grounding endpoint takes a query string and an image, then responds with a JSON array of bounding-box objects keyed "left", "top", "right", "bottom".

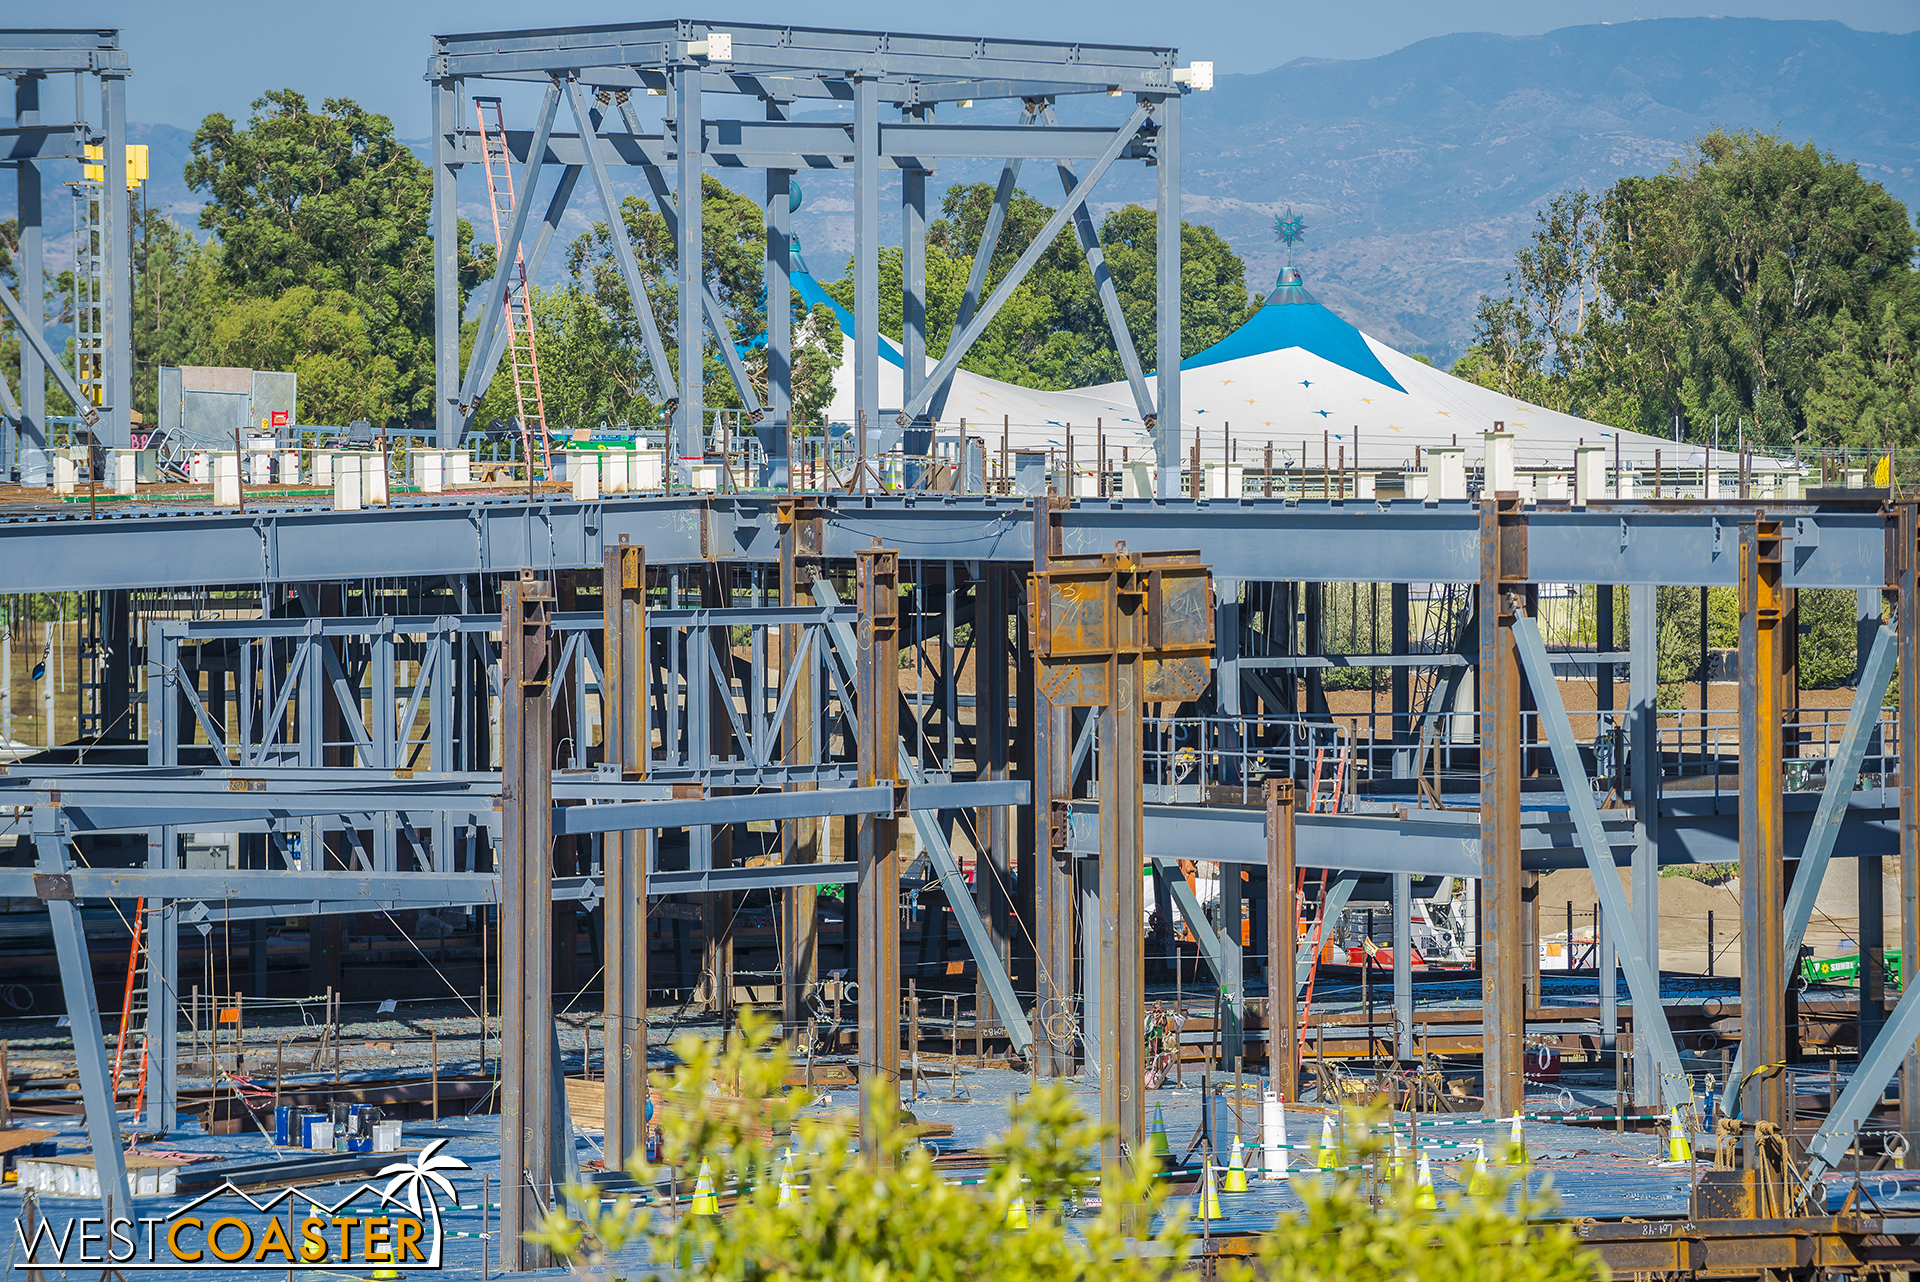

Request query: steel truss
[
  {"left": 1, "top": 28, "right": 127, "bottom": 487},
  {"left": 430, "top": 20, "right": 1203, "bottom": 491}
]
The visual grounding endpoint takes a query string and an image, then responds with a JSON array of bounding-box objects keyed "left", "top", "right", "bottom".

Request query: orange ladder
[
  {"left": 474, "top": 96, "right": 553, "bottom": 479},
  {"left": 111, "top": 899, "right": 151, "bottom": 1121}
]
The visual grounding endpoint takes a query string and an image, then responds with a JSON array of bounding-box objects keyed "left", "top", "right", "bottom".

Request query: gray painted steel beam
[
  {"left": 1805, "top": 971, "right": 1920, "bottom": 1187},
  {"left": 431, "top": 21, "right": 1192, "bottom": 90},
  {"left": 1721, "top": 623, "right": 1899, "bottom": 1106},
  {"left": 899, "top": 102, "right": 1149, "bottom": 426},
  {"left": 0, "top": 499, "right": 1900, "bottom": 596},
  {"left": 1511, "top": 612, "right": 1690, "bottom": 1105},
  {"left": 34, "top": 812, "right": 133, "bottom": 1223},
  {"left": 809, "top": 576, "right": 1034, "bottom": 1053}
]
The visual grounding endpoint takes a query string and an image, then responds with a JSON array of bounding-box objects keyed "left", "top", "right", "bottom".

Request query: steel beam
[
  {"left": 2, "top": 499, "right": 1906, "bottom": 598},
  {"left": 562, "top": 79, "right": 677, "bottom": 430},
  {"left": 500, "top": 573, "right": 560, "bottom": 1272},
  {"left": 1265, "top": 779, "right": 1299, "bottom": 1098},
  {"left": 930, "top": 107, "right": 1030, "bottom": 424},
  {"left": 1511, "top": 613, "right": 1689, "bottom": 1103},
  {"left": 33, "top": 808, "right": 132, "bottom": 1224},
  {"left": 1041, "top": 104, "right": 1153, "bottom": 425},
  {"left": 898, "top": 102, "right": 1151, "bottom": 426},
  {"left": 855, "top": 546, "right": 902, "bottom": 1150},
  {"left": 100, "top": 67, "right": 129, "bottom": 446},
  {"left": 1740, "top": 518, "right": 1790, "bottom": 1151},
  {"left": 1479, "top": 495, "right": 1527, "bottom": 1117}
]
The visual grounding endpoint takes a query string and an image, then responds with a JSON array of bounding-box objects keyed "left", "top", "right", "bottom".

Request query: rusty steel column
[
  {"left": 1031, "top": 503, "right": 1076, "bottom": 1079},
  {"left": 501, "top": 572, "right": 559, "bottom": 1272},
  {"left": 601, "top": 539, "right": 649, "bottom": 1168},
  {"left": 1099, "top": 628, "right": 1146, "bottom": 1171},
  {"left": 1032, "top": 547, "right": 1211, "bottom": 1178},
  {"left": 1898, "top": 504, "right": 1920, "bottom": 1158},
  {"left": 781, "top": 507, "right": 823, "bottom": 1043},
  {"left": 856, "top": 544, "right": 902, "bottom": 1152},
  {"left": 1740, "top": 517, "right": 1789, "bottom": 1157},
  {"left": 1478, "top": 494, "right": 1527, "bottom": 1118},
  {"left": 1265, "top": 778, "right": 1298, "bottom": 1100}
]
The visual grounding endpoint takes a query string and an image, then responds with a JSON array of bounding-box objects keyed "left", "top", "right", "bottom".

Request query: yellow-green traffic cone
[
  {"left": 1387, "top": 1128, "right": 1409, "bottom": 1183},
  {"left": 1197, "top": 1157, "right": 1223, "bottom": 1220},
  {"left": 690, "top": 1158, "right": 721, "bottom": 1216},
  {"left": 1667, "top": 1108, "right": 1693, "bottom": 1163},
  {"left": 1005, "top": 1194, "right": 1029, "bottom": 1229},
  {"left": 1505, "top": 1112, "right": 1528, "bottom": 1167},
  {"left": 777, "top": 1149, "right": 795, "bottom": 1206},
  {"left": 1223, "top": 1135, "right": 1249, "bottom": 1193},
  {"left": 1315, "top": 1112, "right": 1338, "bottom": 1171},
  {"left": 1468, "top": 1144, "right": 1493, "bottom": 1197},
  {"left": 1414, "top": 1153, "right": 1438, "bottom": 1210},
  {"left": 1148, "top": 1102, "right": 1172, "bottom": 1157}
]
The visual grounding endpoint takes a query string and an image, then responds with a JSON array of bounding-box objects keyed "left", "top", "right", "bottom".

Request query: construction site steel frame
[
  {"left": 3, "top": 17, "right": 1920, "bottom": 1273},
  {"left": 427, "top": 19, "right": 1197, "bottom": 492}
]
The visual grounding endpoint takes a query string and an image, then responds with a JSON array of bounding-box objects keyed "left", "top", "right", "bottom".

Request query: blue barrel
[
  {"left": 274, "top": 1105, "right": 294, "bottom": 1146},
  {"left": 300, "top": 1114, "right": 328, "bottom": 1149}
]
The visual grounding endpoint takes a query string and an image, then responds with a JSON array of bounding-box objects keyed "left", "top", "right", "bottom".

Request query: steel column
[
  {"left": 1265, "top": 779, "right": 1298, "bottom": 1098},
  {"left": 1628, "top": 581, "right": 1662, "bottom": 1106},
  {"left": 1153, "top": 92, "right": 1181, "bottom": 497},
  {"left": 1898, "top": 503, "right": 1920, "bottom": 1159},
  {"left": 855, "top": 546, "right": 902, "bottom": 1150},
  {"left": 1097, "top": 641, "right": 1146, "bottom": 1173},
  {"left": 675, "top": 67, "right": 704, "bottom": 469},
  {"left": 602, "top": 540, "right": 648, "bottom": 1166},
  {"left": 1392, "top": 872, "right": 1413, "bottom": 1062},
  {"left": 100, "top": 68, "right": 130, "bottom": 446},
  {"left": 1740, "top": 519, "right": 1789, "bottom": 1150},
  {"left": 1478, "top": 496, "right": 1527, "bottom": 1116},
  {"left": 853, "top": 77, "right": 881, "bottom": 463},
  {"left": 763, "top": 140, "right": 793, "bottom": 488},
  {"left": 500, "top": 572, "right": 559, "bottom": 1272},
  {"left": 1031, "top": 510, "right": 1075, "bottom": 1078}
]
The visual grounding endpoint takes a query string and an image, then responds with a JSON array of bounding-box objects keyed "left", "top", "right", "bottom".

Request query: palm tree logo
[{"left": 375, "top": 1139, "right": 470, "bottom": 1266}]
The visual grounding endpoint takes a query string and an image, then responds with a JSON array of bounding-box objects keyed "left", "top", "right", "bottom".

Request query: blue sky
[{"left": 38, "top": 0, "right": 1920, "bottom": 134}]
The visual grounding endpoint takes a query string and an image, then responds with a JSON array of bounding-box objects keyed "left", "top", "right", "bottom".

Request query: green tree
[
  {"left": 133, "top": 205, "right": 222, "bottom": 420},
  {"left": 186, "top": 90, "right": 493, "bottom": 426},
  {"left": 529, "top": 1012, "right": 1189, "bottom": 1281},
  {"left": 204, "top": 285, "right": 400, "bottom": 426},
  {"left": 1457, "top": 130, "right": 1920, "bottom": 449}
]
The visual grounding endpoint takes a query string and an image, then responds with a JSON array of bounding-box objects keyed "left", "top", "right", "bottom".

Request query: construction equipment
[{"left": 473, "top": 97, "right": 553, "bottom": 480}]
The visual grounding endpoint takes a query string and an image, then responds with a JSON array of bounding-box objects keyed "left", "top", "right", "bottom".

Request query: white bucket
[{"left": 373, "top": 1120, "right": 403, "bottom": 1152}]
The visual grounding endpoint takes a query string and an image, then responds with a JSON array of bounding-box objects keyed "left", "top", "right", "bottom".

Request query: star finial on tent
[{"left": 1273, "top": 208, "right": 1308, "bottom": 267}]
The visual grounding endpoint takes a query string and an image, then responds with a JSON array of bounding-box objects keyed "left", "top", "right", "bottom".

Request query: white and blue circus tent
[{"left": 819, "top": 256, "right": 1746, "bottom": 477}]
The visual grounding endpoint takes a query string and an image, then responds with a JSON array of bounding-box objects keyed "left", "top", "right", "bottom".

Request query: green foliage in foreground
[
  {"left": 528, "top": 1012, "right": 1606, "bottom": 1282},
  {"left": 1227, "top": 1111, "right": 1604, "bottom": 1282}
]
